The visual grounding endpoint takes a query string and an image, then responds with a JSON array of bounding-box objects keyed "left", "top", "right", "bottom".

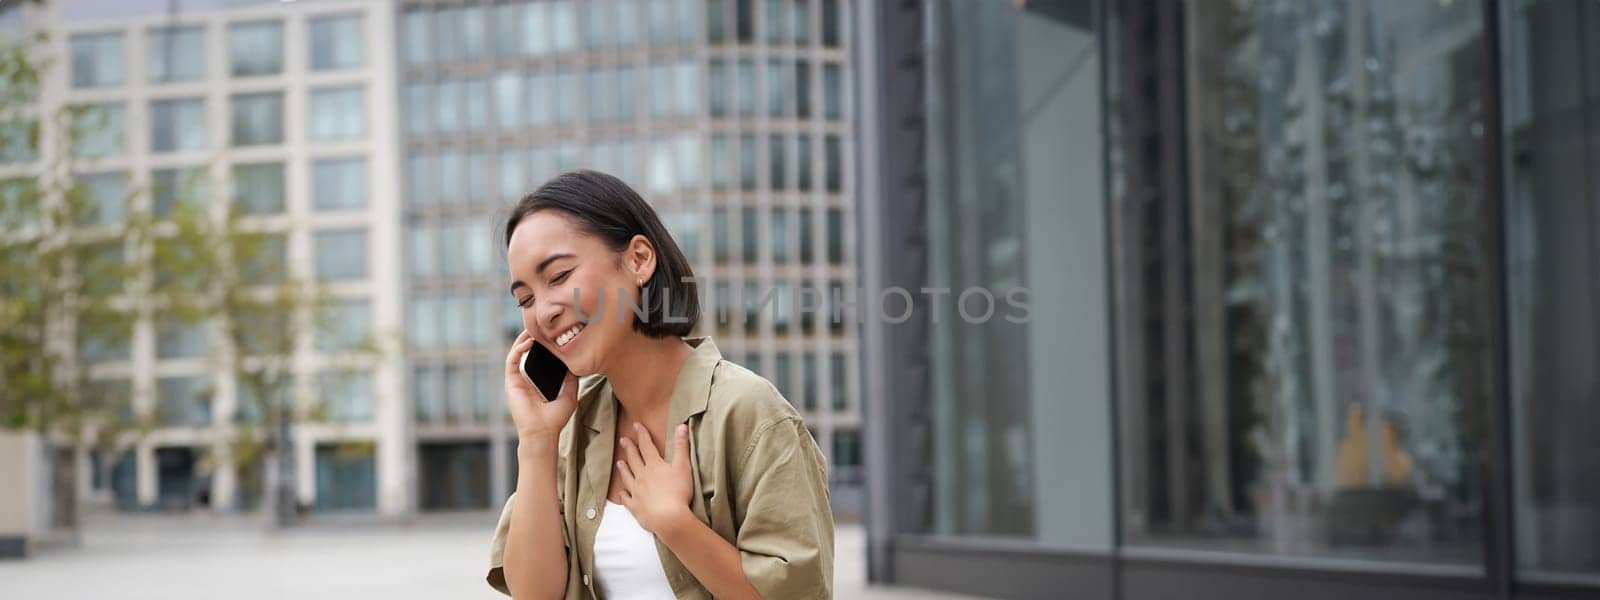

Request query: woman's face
[{"left": 507, "top": 210, "right": 652, "bottom": 377}]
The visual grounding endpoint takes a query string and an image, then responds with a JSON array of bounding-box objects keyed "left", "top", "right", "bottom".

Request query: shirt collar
[{"left": 582, "top": 336, "right": 722, "bottom": 433}]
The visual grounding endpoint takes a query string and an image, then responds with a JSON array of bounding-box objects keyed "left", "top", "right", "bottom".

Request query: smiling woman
[{"left": 489, "top": 170, "right": 835, "bottom": 599}]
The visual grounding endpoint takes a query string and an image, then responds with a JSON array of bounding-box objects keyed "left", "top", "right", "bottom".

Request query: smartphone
[{"left": 520, "top": 340, "right": 570, "bottom": 402}]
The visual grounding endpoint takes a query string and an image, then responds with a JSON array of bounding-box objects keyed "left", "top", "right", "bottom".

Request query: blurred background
[{"left": 0, "top": 0, "right": 1596, "bottom": 599}]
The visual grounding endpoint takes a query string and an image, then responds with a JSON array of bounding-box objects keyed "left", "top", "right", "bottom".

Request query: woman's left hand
[{"left": 616, "top": 422, "right": 694, "bottom": 535}]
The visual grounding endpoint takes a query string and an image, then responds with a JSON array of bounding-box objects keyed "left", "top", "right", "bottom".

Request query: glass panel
[
  {"left": 523, "top": 2, "right": 550, "bottom": 56},
  {"left": 313, "top": 157, "right": 366, "bottom": 212},
  {"left": 314, "top": 444, "right": 375, "bottom": 510},
  {"left": 495, "top": 73, "right": 522, "bottom": 128},
  {"left": 767, "top": 59, "right": 787, "bottom": 117},
  {"left": 147, "top": 26, "right": 203, "bottom": 83},
  {"left": 710, "top": 135, "right": 732, "bottom": 190},
  {"left": 736, "top": 60, "right": 756, "bottom": 115},
  {"left": 823, "top": 135, "right": 840, "bottom": 192},
  {"left": 157, "top": 376, "right": 211, "bottom": 427},
  {"left": 801, "top": 352, "right": 816, "bottom": 411},
  {"left": 78, "top": 172, "right": 126, "bottom": 226},
  {"left": 768, "top": 134, "right": 786, "bottom": 190},
  {"left": 712, "top": 207, "right": 730, "bottom": 264},
  {"left": 796, "top": 134, "right": 812, "bottom": 191},
  {"left": 526, "top": 73, "right": 550, "bottom": 126},
  {"left": 233, "top": 162, "right": 284, "bottom": 215},
  {"left": 709, "top": 60, "right": 728, "bottom": 117},
  {"left": 552, "top": 0, "right": 578, "bottom": 53},
  {"left": 793, "top": 0, "right": 811, "bottom": 44},
  {"left": 707, "top": 0, "right": 726, "bottom": 43},
  {"left": 924, "top": 0, "right": 1109, "bottom": 545},
  {"left": 618, "top": 66, "right": 637, "bottom": 120},
  {"left": 820, "top": 0, "right": 838, "bottom": 47},
  {"left": 71, "top": 32, "right": 123, "bottom": 88},
  {"left": 230, "top": 92, "right": 283, "bottom": 146},
  {"left": 157, "top": 313, "right": 208, "bottom": 359},
  {"left": 230, "top": 21, "right": 283, "bottom": 76},
  {"left": 1115, "top": 0, "right": 1491, "bottom": 563},
  {"left": 740, "top": 206, "right": 757, "bottom": 263},
  {"left": 72, "top": 103, "right": 123, "bottom": 158},
  {"left": 736, "top": 0, "right": 754, "bottom": 42},
  {"left": 795, "top": 61, "right": 812, "bottom": 119},
  {"left": 824, "top": 207, "right": 842, "bottom": 264},
  {"left": 555, "top": 70, "right": 577, "bottom": 124},
  {"left": 771, "top": 207, "right": 789, "bottom": 264},
  {"left": 1502, "top": 0, "right": 1600, "bottom": 577},
  {"left": 461, "top": 4, "right": 484, "bottom": 60},
  {"left": 310, "top": 86, "right": 365, "bottom": 142},
  {"left": 150, "top": 98, "right": 205, "bottom": 153},
  {"left": 152, "top": 167, "right": 208, "bottom": 219},
  {"left": 586, "top": 0, "right": 612, "bottom": 49},
  {"left": 317, "top": 300, "right": 370, "bottom": 353},
  {"left": 739, "top": 133, "right": 756, "bottom": 190},
  {"left": 314, "top": 228, "right": 367, "bottom": 281},
  {"left": 797, "top": 206, "right": 813, "bottom": 263},
  {"left": 765, "top": 0, "right": 786, "bottom": 42},
  {"left": 823, "top": 63, "right": 842, "bottom": 119},
  {"left": 434, "top": 78, "right": 460, "bottom": 133},
  {"left": 309, "top": 14, "right": 363, "bottom": 70}
]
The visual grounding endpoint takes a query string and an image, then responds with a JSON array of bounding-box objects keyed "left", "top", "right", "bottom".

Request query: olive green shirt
[{"left": 486, "top": 336, "right": 835, "bottom": 599}]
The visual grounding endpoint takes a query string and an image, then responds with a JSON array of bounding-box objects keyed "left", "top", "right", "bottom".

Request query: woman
[{"left": 486, "top": 170, "right": 835, "bottom": 599}]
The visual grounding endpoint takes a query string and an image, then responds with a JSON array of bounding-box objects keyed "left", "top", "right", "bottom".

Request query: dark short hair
[{"left": 503, "top": 170, "right": 700, "bottom": 338}]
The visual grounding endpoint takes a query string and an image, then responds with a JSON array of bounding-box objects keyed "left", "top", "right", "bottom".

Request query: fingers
[
  {"left": 631, "top": 422, "right": 659, "bottom": 465},
  {"left": 615, "top": 459, "right": 636, "bottom": 491},
  {"left": 671, "top": 424, "right": 689, "bottom": 465},
  {"left": 555, "top": 371, "right": 579, "bottom": 404},
  {"left": 504, "top": 330, "right": 534, "bottom": 375},
  {"left": 619, "top": 433, "right": 646, "bottom": 474}
]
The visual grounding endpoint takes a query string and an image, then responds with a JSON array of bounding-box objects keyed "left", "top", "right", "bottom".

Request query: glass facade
[{"left": 147, "top": 26, "right": 204, "bottom": 83}]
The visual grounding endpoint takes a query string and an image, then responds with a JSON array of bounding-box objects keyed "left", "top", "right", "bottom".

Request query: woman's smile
[{"left": 555, "top": 322, "right": 585, "bottom": 350}]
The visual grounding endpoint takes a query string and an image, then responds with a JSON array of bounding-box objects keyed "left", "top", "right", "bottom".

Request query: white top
[{"left": 593, "top": 500, "right": 677, "bottom": 599}]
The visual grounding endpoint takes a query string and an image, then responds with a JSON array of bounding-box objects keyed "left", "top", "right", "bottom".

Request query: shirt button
[
  {"left": 583, "top": 574, "right": 591, "bottom": 586},
  {"left": 585, "top": 507, "right": 597, "bottom": 520}
]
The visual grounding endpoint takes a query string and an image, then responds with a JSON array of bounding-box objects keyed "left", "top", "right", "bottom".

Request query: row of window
[
  {"left": 405, "top": 133, "right": 844, "bottom": 210},
  {"left": 708, "top": 0, "right": 843, "bottom": 48},
  {"left": 83, "top": 369, "right": 372, "bottom": 430},
  {"left": 413, "top": 362, "right": 498, "bottom": 423},
  {"left": 404, "top": 58, "right": 843, "bottom": 138},
  {"left": 707, "top": 205, "right": 847, "bottom": 265},
  {"left": 400, "top": 0, "right": 841, "bottom": 68},
  {"left": 79, "top": 295, "right": 372, "bottom": 366},
  {"left": 70, "top": 14, "right": 362, "bottom": 88},
  {"left": 64, "top": 157, "right": 366, "bottom": 227},
  {"left": 66, "top": 88, "right": 366, "bottom": 160},
  {"left": 740, "top": 349, "right": 852, "bottom": 412},
  {"left": 707, "top": 279, "right": 855, "bottom": 337}
]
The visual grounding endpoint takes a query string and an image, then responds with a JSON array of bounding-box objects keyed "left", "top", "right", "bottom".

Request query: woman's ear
[{"left": 625, "top": 234, "right": 657, "bottom": 282}]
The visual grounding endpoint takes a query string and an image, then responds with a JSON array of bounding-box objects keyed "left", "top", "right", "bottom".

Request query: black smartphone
[{"left": 520, "top": 341, "right": 570, "bottom": 402}]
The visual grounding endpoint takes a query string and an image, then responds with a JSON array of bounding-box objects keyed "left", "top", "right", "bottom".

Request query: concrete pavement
[{"left": 0, "top": 512, "right": 985, "bottom": 599}]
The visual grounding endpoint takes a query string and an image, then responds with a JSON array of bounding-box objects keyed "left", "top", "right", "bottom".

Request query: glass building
[
  {"left": 397, "top": 0, "right": 862, "bottom": 516},
  {"left": 858, "top": 0, "right": 1600, "bottom": 598}
]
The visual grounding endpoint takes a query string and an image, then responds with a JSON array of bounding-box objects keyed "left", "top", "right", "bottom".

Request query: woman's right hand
[{"left": 504, "top": 329, "right": 579, "bottom": 441}]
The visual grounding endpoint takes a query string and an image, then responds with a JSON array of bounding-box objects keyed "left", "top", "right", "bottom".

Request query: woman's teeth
[{"left": 557, "top": 324, "right": 583, "bottom": 346}]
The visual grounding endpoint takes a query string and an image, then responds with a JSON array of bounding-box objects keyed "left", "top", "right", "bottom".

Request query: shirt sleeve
[
  {"left": 733, "top": 416, "right": 836, "bottom": 599},
  {"left": 486, "top": 446, "right": 572, "bottom": 596}
]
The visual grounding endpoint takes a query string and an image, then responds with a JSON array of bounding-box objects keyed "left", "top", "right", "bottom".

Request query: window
[
  {"left": 436, "top": 150, "right": 462, "bottom": 205},
  {"left": 765, "top": 0, "right": 787, "bottom": 42},
  {"left": 79, "top": 240, "right": 125, "bottom": 296},
  {"left": 649, "top": 0, "right": 674, "bottom": 44},
  {"left": 825, "top": 208, "right": 843, "bottom": 265},
  {"left": 233, "top": 163, "right": 283, "bottom": 216},
  {"left": 820, "top": 0, "right": 839, "bottom": 47},
  {"left": 0, "top": 120, "right": 36, "bottom": 163},
  {"left": 767, "top": 60, "right": 787, "bottom": 117},
  {"left": 408, "top": 295, "right": 439, "bottom": 348},
  {"left": 317, "top": 300, "right": 370, "bottom": 353},
  {"left": 436, "top": 6, "right": 463, "bottom": 62},
  {"left": 800, "top": 353, "right": 816, "bottom": 410},
  {"left": 793, "top": 0, "right": 811, "bottom": 44},
  {"left": 230, "top": 21, "right": 282, "bottom": 76},
  {"left": 460, "top": 4, "right": 485, "bottom": 60},
  {"left": 309, "top": 14, "right": 363, "bottom": 70},
  {"left": 823, "top": 63, "right": 842, "bottom": 120},
  {"left": 71, "top": 32, "right": 122, "bottom": 88},
  {"left": 674, "top": 133, "right": 701, "bottom": 192},
  {"left": 551, "top": 0, "right": 578, "bottom": 53},
  {"left": 741, "top": 206, "right": 758, "bottom": 263},
  {"left": 736, "top": 60, "right": 756, "bottom": 115},
  {"left": 615, "top": 0, "right": 638, "bottom": 47},
  {"left": 78, "top": 312, "right": 131, "bottom": 363},
  {"left": 78, "top": 172, "right": 126, "bottom": 226},
  {"left": 310, "top": 86, "right": 365, "bottom": 142},
  {"left": 794, "top": 61, "right": 812, "bottom": 118},
  {"left": 463, "top": 78, "right": 488, "bottom": 132},
  {"left": 156, "top": 313, "right": 208, "bottom": 359},
  {"left": 738, "top": 134, "right": 756, "bottom": 190},
  {"left": 708, "top": 60, "right": 729, "bottom": 117},
  {"left": 147, "top": 26, "right": 203, "bottom": 83},
  {"left": 585, "top": 0, "right": 612, "bottom": 49},
  {"left": 662, "top": 206, "right": 702, "bottom": 264},
  {"left": 157, "top": 376, "right": 211, "bottom": 427},
  {"left": 152, "top": 167, "right": 208, "bottom": 219},
  {"left": 150, "top": 98, "right": 206, "bottom": 153},
  {"left": 313, "top": 158, "right": 366, "bottom": 212},
  {"left": 650, "top": 62, "right": 673, "bottom": 118},
  {"left": 675, "top": 61, "right": 699, "bottom": 117},
  {"left": 407, "top": 223, "right": 437, "bottom": 278},
  {"left": 712, "top": 208, "right": 730, "bottom": 264},
  {"left": 230, "top": 92, "right": 283, "bottom": 146},
  {"left": 314, "top": 229, "right": 367, "bottom": 281},
  {"left": 617, "top": 66, "right": 637, "bottom": 120},
  {"left": 710, "top": 135, "right": 732, "bottom": 190},
  {"left": 831, "top": 428, "right": 861, "bottom": 484},
  {"left": 240, "top": 233, "right": 286, "bottom": 287},
  {"left": 493, "top": 3, "right": 519, "bottom": 57},
  {"left": 829, "top": 352, "right": 847, "bottom": 411},
  {"left": 797, "top": 207, "right": 813, "bottom": 264},
  {"left": 773, "top": 352, "right": 792, "bottom": 399},
  {"left": 499, "top": 149, "right": 523, "bottom": 201},
  {"left": 768, "top": 135, "right": 786, "bottom": 190},
  {"left": 405, "top": 83, "right": 432, "bottom": 135},
  {"left": 555, "top": 71, "right": 577, "bottom": 124},
  {"left": 526, "top": 73, "right": 550, "bottom": 126},
  {"left": 403, "top": 8, "right": 433, "bottom": 65},
  {"left": 772, "top": 281, "right": 791, "bottom": 332},
  {"left": 494, "top": 73, "right": 522, "bottom": 128},
  {"left": 413, "top": 366, "right": 439, "bottom": 422},
  {"left": 771, "top": 207, "right": 789, "bottom": 264},
  {"left": 796, "top": 135, "right": 812, "bottom": 191},
  {"left": 588, "top": 67, "right": 614, "bottom": 122},
  {"left": 72, "top": 103, "right": 123, "bottom": 158},
  {"left": 707, "top": 0, "right": 727, "bottom": 43},
  {"left": 823, "top": 135, "right": 841, "bottom": 192},
  {"left": 742, "top": 281, "right": 761, "bottom": 333},
  {"left": 522, "top": 2, "right": 550, "bottom": 55},
  {"left": 736, "top": 0, "right": 754, "bottom": 42},
  {"left": 315, "top": 444, "right": 375, "bottom": 511},
  {"left": 676, "top": 0, "right": 697, "bottom": 41}
]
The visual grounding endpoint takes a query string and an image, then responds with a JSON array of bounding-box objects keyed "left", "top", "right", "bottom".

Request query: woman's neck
[{"left": 603, "top": 333, "right": 694, "bottom": 418}]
